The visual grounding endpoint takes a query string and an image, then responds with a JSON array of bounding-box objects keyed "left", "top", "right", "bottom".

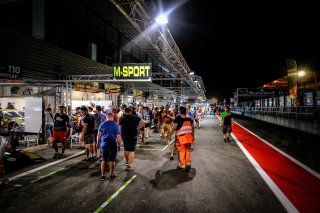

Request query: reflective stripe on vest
[{"left": 176, "top": 115, "right": 193, "bottom": 144}]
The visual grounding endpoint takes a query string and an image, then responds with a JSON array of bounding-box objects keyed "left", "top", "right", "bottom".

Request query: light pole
[{"left": 297, "top": 70, "right": 305, "bottom": 105}]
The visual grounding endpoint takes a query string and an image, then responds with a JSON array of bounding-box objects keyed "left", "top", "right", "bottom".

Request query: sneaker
[
  {"left": 58, "top": 153, "right": 66, "bottom": 159},
  {"left": 224, "top": 138, "right": 227, "bottom": 143},
  {"left": 100, "top": 176, "right": 106, "bottom": 181},
  {"left": 82, "top": 158, "right": 90, "bottom": 161},
  {"left": 170, "top": 156, "right": 174, "bottom": 161},
  {"left": 227, "top": 137, "right": 231, "bottom": 143},
  {"left": 177, "top": 166, "right": 186, "bottom": 171},
  {"left": 109, "top": 174, "right": 117, "bottom": 179},
  {"left": 126, "top": 165, "right": 133, "bottom": 171},
  {"left": 53, "top": 152, "right": 60, "bottom": 159}
]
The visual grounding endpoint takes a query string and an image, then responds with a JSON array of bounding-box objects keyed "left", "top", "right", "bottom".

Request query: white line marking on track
[
  {"left": 94, "top": 175, "right": 137, "bottom": 213},
  {"left": 162, "top": 138, "right": 175, "bottom": 151},
  {"left": 30, "top": 167, "right": 65, "bottom": 183},
  {"left": 235, "top": 122, "right": 320, "bottom": 179},
  {"left": 138, "top": 148, "right": 162, "bottom": 151},
  {"left": 8, "top": 151, "right": 85, "bottom": 182},
  {"left": 231, "top": 132, "right": 298, "bottom": 213}
]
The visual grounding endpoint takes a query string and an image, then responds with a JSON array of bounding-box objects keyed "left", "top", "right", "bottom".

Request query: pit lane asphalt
[{"left": 0, "top": 116, "right": 286, "bottom": 213}]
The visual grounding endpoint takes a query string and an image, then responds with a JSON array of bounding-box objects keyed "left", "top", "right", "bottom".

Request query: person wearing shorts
[
  {"left": 80, "top": 106, "right": 95, "bottom": 161},
  {"left": 94, "top": 105, "right": 106, "bottom": 159},
  {"left": 97, "top": 109, "right": 121, "bottom": 180},
  {"left": 143, "top": 107, "right": 152, "bottom": 138},
  {"left": 45, "top": 107, "right": 54, "bottom": 147},
  {"left": 52, "top": 105, "right": 70, "bottom": 159},
  {"left": 219, "top": 106, "right": 234, "bottom": 143},
  {"left": 161, "top": 105, "right": 175, "bottom": 144},
  {"left": 119, "top": 107, "right": 144, "bottom": 171},
  {"left": 136, "top": 105, "right": 145, "bottom": 145}
]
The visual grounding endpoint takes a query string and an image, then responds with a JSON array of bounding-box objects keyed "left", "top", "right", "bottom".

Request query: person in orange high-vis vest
[{"left": 170, "top": 106, "right": 194, "bottom": 171}]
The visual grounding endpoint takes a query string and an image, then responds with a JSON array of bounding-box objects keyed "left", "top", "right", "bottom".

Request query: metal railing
[{"left": 231, "top": 106, "right": 320, "bottom": 120}]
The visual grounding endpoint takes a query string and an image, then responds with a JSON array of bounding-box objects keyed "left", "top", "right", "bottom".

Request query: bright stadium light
[
  {"left": 298, "top": 70, "right": 306, "bottom": 77},
  {"left": 155, "top": 14, "right": 168, "bottom": 24},
  {"left": 189, "top": 71, "right": 195, "bottom": 75}
]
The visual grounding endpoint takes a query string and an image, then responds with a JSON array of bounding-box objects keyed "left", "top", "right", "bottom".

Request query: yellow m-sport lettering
[{"left": 113, "top": 63, "right": 152, "bottom": 79}]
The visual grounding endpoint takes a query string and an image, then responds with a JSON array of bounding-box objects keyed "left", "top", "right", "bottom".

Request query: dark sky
[{"left": 163, "top": 1, "right": 320, "bottom": 101}]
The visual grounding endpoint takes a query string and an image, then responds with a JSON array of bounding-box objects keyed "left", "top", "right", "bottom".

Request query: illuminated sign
[
  {"left": 113, "top": 63, "right": 152, "bottom": 80},
  {"left": 104, "top": 83, "right": 121, "bottom": 94},
  {"left": 237, "top": 88, "right": 288, "bottom": 97},
  {"left": 0, "top": 64, "right": 23, "bottom": 82},
  {"left": 75, "top": 82, "right": 100, "bottom": 93}
]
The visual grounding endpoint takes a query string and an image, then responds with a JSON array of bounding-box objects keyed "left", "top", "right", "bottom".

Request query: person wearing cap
[
  {"left": 170, "top": 106, "right": 194, "bottom": 171},
  {"left": 96, "top": 109, "right": 121, "bottom": 180},
  {"left": 52, "top": 105, "right": 70, "bottom": 159}
]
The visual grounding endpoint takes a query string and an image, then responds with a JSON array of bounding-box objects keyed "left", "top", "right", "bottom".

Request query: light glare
[
  {"left": 156, "top": 14, "right": 168, "bottom": 24},
  {"left": 298, "top": 70, "right": 306, "bottom": 77}
]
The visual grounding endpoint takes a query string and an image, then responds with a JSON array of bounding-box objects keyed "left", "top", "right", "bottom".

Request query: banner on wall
[
  {"left": 0, "top": 63, "right": 23, "bottom": 82},
  {"left": 74, "top": 82, "right": 100, "bottom": 93},
  {"left": 133, "top": 90, "right": 143, "bottom": 97},
  {"left": 104, "top": 83, "right": 121, "bottom": 94}
]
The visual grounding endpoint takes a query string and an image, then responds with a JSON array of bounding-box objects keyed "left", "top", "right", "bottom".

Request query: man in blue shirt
[{"left": 97, "top": 109, "right": 121, "bottom": 180}]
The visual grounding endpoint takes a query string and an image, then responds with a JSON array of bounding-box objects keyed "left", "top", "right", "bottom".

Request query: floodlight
[
  {"left": 155, "top": 14, "right": 168, "bottom": 24},
  {"left": 298, "top": 70, "right": 306, "bottom": 77}
]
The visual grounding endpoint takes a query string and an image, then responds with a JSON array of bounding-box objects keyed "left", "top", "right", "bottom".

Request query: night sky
[{"left": 163, "top": 1, "right": 320, "bottom": 101}]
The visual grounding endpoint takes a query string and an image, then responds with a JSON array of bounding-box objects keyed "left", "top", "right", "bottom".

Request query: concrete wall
[{"left": 232, "top": 111, "right": 320, "bottom": 136}]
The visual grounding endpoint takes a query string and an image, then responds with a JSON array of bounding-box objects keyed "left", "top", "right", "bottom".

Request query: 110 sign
[{"left": 8, "top": 65, "right": 21, "bottom": 74}]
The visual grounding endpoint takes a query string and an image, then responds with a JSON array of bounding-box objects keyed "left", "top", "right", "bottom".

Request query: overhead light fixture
[
  {"left": 189, "top": 71, "right": 194, "bottom": 75},
  {"left": 155, "top": 14, "right": 168, "bottom": 24},
  {"left": 298, "top": 70, "right": 306, "bottom": 77}
]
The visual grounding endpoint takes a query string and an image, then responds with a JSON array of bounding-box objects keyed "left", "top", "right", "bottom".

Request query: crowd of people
[
  {"left": 43, "top": 103, "right": 210, "bottom": 180},
  {"left": 0, "top": 103, "right": 234, "bottom": 183}
]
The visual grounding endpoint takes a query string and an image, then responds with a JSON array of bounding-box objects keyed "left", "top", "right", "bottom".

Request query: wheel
[{"left": 0, "top": 178, "right": 9, "bottom": 185}]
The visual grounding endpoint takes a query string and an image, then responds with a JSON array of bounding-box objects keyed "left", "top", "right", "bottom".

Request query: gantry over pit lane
[{"left": 1, "top": 0, "right": 206, "bottom": 114}]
